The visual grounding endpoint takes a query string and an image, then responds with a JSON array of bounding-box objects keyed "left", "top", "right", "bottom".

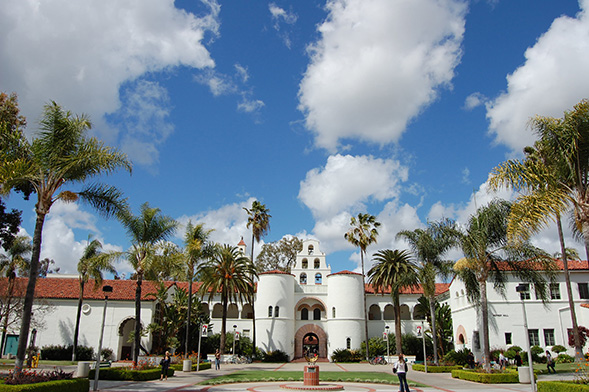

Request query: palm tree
[
  {"left": 489, "top": 132, "right": 587, "bottom": 359},
  {"left": 116, "top": 202, "right": 178, "bottom": 363},
  {"left": 368, "top": 249, "right": 419, "bottom": 355},
  {"left": 0, "top": 102, "right": 131, "bottom": 372},
  {"left": 455, "top": 199, "right": 555, "bottom": 371},
  {"left": 243, "top": 200, "right": 271, "bottom": 355},
  {"left": 182, "top": 222, "right": 213, "bottom": 358},
  {"left": 344, "top": 213, "right": 380, "bottom": 361},
  {"left": 396, "top": 219, "right": 459, "bottom": 365},
  {"left": 198, "top": 244, "right": 256, "bottom": 353},
  {"left": 71, "top": 237, "right": 116, "bottom": 361},
  {"left": 0, "top": 235, "right": 31, "bottom": 355}
]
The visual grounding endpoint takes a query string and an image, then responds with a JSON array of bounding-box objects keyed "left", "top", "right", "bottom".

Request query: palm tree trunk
[
  {"left": 185, "top": 278, "right": 192, "bottom": 359},
  {"left": 250, "top": 232, "right": 257, "bottom": 356},
  {"left": 220, "top": 295, "right": 227, "bottom": 354},
  {"left": 393, "top": 294, "right": 402, "bottom": 355},
  {"left": 15, "top": 211, "right": 45, "bottom": 374},
  {"left": 428, "top": 294, "right": 439, "bottom": 365},
  {"left": 361, "top": 251, "right": 370, "bottom": 361},
  {"left": 480, "top": 278, "right": 491, "bottom": 372},
  {"left": 72, "top": 280, "right": 85, "bottom": 361},
  {"left": 134, "top": 273, "right": 143, "bottom": 363},
  {"left": 557, "top": 214, "right": 583, "bottom": 360}
]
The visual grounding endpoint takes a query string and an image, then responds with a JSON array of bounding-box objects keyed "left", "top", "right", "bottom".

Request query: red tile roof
[
  {"left": 493, "top": 259, "right": 589, "bottom": 271},
  {"left": 259, "top": 270, "right": 294, "bottom": 276},
  {"left": 365, "top": 283, "right": 451, "bottom": 296},
  {"left": 327, "top": 270, "right": 362, "bottom": 277}
]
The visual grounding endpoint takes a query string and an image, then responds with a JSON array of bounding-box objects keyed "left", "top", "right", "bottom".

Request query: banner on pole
[
  {"left": 416, "top": 325, "right": 422, "bottom": 338},
  {"left": 201, "top": 324, "right": 208, "bottom": 337},
  {"left": 235, "top": 331, "right": 240, "bottom": 340},
  {"left": 382, "top": 332, "right": 388, "bottom": 341}
]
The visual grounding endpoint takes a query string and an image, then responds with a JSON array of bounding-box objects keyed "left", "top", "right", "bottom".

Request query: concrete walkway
[{"left": 65, "top": 362, "right": 575, "bottom": 392}]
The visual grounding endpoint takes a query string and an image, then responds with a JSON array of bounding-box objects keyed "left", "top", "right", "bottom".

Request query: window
[
  {"left": 550, "top": 283, "right": 561, "bottom": 300},
  {"left": 313, "top": 308, "right": 321, "bottom": 320},
  {"left": 275, "top": 306, "right": 280, "bottom": 318},
  {"left": 300, "top": 273, "right": 307, "bottom": 284},
  {"left": 308, "top": 245, "right": 314, "bottom": 254},
  {"left": 346, "top": 337, "right": 351, "bottom": 349},
  {"left": 519, "top": 291, "right": 531, "bottom": 300},
  {"left": 302, "top": 259, "right": 308, "bottom": 269},
  {"left": 301, "top": 308, "right": 309, "bottom": 320},
  {"left": 242, "top": 329, "right": 250, "bottom": 338},
  {"left": 544, "top": 329, "right": 555, "bottom": 346},
  {"left": 473, "top": 331, "right": 480, "bottom": 350},
  {"left": 268, "top": 306, "right": 273, "bottom": 317},
  {"left": 332, "top": 307, "right": 336, "bottom": 318},
  {"left": 314, "top": 259, "right": 320, "bottom": 269},
  {"left": 315, "top": 273, "right": 322, "bottom": 284},
  {"left": 505, "top": 332, "right": 512, "bottom": 345},
  {"left": 579, "top": 283, "right": 589, "bottom": 300},
  {"left": 529, "top": 329, "right": 540, "bottom": 346}
]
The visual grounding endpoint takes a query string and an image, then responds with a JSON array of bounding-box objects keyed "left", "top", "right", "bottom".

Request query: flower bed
[
  {"left": 0, "top": 378, "right": 89, "bottom": 392},
  {"left": 412, "top": 364, "right": 462, "bottom": 373},
  {"left": 88, "top": 367, "right": 174, "bottom": 381},
  {"left": 537, "top": 381, "right": 589, "bottom": 391},
  {"left": 451, "top": 369, "right": 519, "bottom": 383}
]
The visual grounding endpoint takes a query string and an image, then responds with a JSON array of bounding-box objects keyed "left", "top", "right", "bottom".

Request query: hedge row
[
  {"left": 88, "top": 367, "right": 174, "bottom": 381},
  {"left": 451, "top": 369, "right": 519, "bottom": 383},
  {"left": 171, "top": 362, "right": 212, "bottom": 371},
  {"left": 0, "top": 379, "right": 89, "bottom": 392},
  {"left": 412, "top": 364, "right": 462, "bottom": 373},
  {"left": 537, "top": 381, "right": 589, "bottom": 391}
]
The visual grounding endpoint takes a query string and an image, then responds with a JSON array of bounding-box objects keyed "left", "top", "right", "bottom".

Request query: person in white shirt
[{"left": 393, "top": 354, "right": 410, "bottom": 392}]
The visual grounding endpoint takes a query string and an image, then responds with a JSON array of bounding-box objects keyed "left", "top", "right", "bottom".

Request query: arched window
[
  {"left": 313, "top": 308, "right": 321, "bottom": 320},
  {"left": 332, "top": 307, "right": 336, "bottom": 318},
  {"left": 268, "top": 306, "right": 273, "bottom": 317},
  {"left": 308, "top": 245, "right": 314, "bottom": 254},
  {"left": 314, "top": 258, "right": 320, "bottom": 269},
  {"left": 383, "top": 304, "right": 394, "bottom": 320},
  {"left": 275, "top": 306, "right": 280, "bottom": 317},
  {"left": 300, "top": 273, "right": 307, "bottom": 284},
  {"left": 301, "top": 308, "right": 309, "bottom": 320},
  {"left": 315, "top": 273, "right": 322, "bottom": 284},
  {"left": 368, "top": 304, "right": 381, "bottom": 320},
  {"left": 302, "top": 259, "right": 308, "bottom": 269},
  {"left": 346, "top": 337, "right": 351, "bottom": 349}
]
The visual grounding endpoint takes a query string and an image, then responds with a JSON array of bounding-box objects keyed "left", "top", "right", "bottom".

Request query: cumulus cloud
[
  {"left": 298, "top": 0, "right": 467, "bottom": 151},
  {"left": 486, "top": 0, "right": 589, "bottom": 153},
  {"left": 0, "top": 0, "right": 219, "bottom": 160},
  {"left": 463, "top": 92, "right": 487, "bottom": 110}
]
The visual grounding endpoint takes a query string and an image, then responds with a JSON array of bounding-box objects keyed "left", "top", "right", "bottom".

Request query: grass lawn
[
  {"left": 200, "top": 370, "right": 427, "bottom": 386},
  {"left": 532, "top": 362, "right": 577, "bottom": 374}
]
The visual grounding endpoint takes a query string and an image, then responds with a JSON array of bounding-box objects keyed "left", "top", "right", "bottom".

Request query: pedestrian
[
  {"left": 546, "top": 350, "right": 556, "bottom": 374},
  {"left": 498, "top": 352, "right": 506, "bottom": 369},
  {"left": 466, "top": 351, "right": 475, "bottom": 369},
  {"left": 393, "top": 353, "right": 410, "bottom": 392},
  {"left": 160, "top": 351, "right": 171, "bottom": 381},
  {"left": 514, "top": 352, "right": 522, "bottom": 367},
  {"left": 215, "top": 349, "right": 221, "bottom": 370}
]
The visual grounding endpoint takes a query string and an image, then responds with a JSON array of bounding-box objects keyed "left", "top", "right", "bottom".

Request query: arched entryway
[
  {"left": 294, "top": 324, "right": 327, "bottom": 359},
  {"left": 303, "top": 333, "right": 319, "bottom": 357}
]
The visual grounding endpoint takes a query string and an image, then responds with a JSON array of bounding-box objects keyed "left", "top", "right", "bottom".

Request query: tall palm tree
[
  {"left": 0, "top": 235, "right": 31, "bottom": 355},
  {"left": 489, "top": 130, "right": 587, "bottom": 359},
  {"left": 0, "top": 102, "right": 131, "bottom": 372},
  {"left": 368, "top": 249, "right": 419, "bottom": 355},
  {"left": 116, "top": 202, "right": 178, "bottom": 363},
  {"left": 182, "top": 222, "right": 213, "bottom": 358},
  {"left": 455, "top": 199, "right": 555, "bottom": 371},
  {"left": 344, "top": 213, "right": 380, "bottom": 361},
  {"left": 396, "top": 219, "right": 459, "bottom": 365},
  {"left": 198, "top": 244, "right": 256, "bottom": 353},
  {"left": 71, "top": 237, "right": 116, "bottom": 361},
  {"left": 243, "top": 200, "right": 271, "bottom": 355}
]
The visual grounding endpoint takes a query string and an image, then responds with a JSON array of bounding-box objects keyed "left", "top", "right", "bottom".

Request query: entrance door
[
  {"left": 302, "top": 333, "right": 319, "bottom": 358},
  {"left": 4, "top": 335, "right": 18, "bottom": 357}
]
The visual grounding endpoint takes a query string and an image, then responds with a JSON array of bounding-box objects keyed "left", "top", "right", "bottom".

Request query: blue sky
[{"left": 1, "top": 0, "right": 588, "bottom": 277}]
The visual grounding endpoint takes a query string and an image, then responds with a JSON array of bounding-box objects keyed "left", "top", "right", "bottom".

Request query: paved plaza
[{"left": 73, "top": 361, "right": 577, "bottom": 392}]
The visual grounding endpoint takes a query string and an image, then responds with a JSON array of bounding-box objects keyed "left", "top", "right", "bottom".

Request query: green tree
[
  {"left": 344, "top": 213, "right": 380, "bottom": 361},
  {"left": 396, "top": 219, "right": 459, "bottom": 365},
  {"left": 255, "top": 236, "right": 302, "bottom": 273},
  {"left": 243, "top": 200, "right": 271, "bottom": 354},
  {"left": 0, "top": 102, "right": 131, "bottom": 372},
  {"left": 0, "top": 235, "right": 31, "bottom": 355},
  {"left": 71, "top": 237, "right": 116, "bottom": 361},
  {"left": 415, "top": 296, "right": 454, "bottom": 357},
  {"left": 116, "top": 202, "right": 178, "bottom": 362},
  {"left": 368, "top": 249, "right": 419, "bottom": 355},
  {"left": 198, "top": 244, "right": 256, "bottom": 354},
  {"left": 454, "top": 199, "right": 555, "bottom": 371}
]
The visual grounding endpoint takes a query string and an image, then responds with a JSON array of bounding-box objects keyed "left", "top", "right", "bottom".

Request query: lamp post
[
  {"left": 421, "top": 321, "right": 427, "bottom": 373},
  {"left": 232, "top": 325, "right": 237, "bottom": 356},
  {"left": 93, "top": 285, "right": 113, "bottom": 392},
  {"left": 384, "top": 325, "right": 390, "bottom": 363},
  {"left": 516, "top": 283, "right": 535, "bottom": 392}
]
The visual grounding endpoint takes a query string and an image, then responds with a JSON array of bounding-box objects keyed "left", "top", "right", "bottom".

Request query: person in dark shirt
[{"left": 160, "top": 351, "right": 171, "bottom": 381}]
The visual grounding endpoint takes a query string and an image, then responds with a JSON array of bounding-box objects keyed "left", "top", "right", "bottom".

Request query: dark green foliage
[
  {"left": 360, "top": 336, "right": 388, "bottom": 357},
  {"left": 40, "top": 345, "right": 93, "bottom": 361},
  {"left": 504, "top": 346, "right": 522, "bottom": 360},
  {"left": 451, "top": 369, "right": 519, "bottom": 383},
  {"left": 555, "top": 354, "right": 574, "bottom": 363},
  {"left": 412, "top": 364, "right": 462, "bottom": 372},
  {"left": 443, "top": 348, "right": 472, "bottom": 366},
  {"left": 0, "top": 378, "right": 89, "bottom": 392},
  {"left": 88, "top": 367, "right": 174, "bottom": 381},
  {"left": 330, "top": 349, "right": 363, "bottom": 363},
  {"left": 0, "top": 200, "right": 22, "bottom": 252},
  {"left": 490, "top": 348, "right": 504, "bottom": 362},
  {"left": 261, "top": 350, "right": 289, "bottom": 362},
  {"left": 531, "top": 345, "right": 545, "bottom": 363},
  {"left": 551, "top": 345, "right": 567, "bottom": 354},
  {"left": 200, "top": 333, "right": 252, "bottom": 357},
  {"left": 537, "top": 381, "right": 589, "bottom": 391},
  {"left": 401, "top": 333, "right": 432, "bottom": 361}
]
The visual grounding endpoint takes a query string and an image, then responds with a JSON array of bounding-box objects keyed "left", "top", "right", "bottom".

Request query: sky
[{"left": 1, "top": 0, "right": 589, "bottom": 278}]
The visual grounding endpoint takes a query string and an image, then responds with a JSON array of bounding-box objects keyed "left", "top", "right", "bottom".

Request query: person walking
[
  {"left": 215, "top": 349, "right": 221, "bottom": 370},
  {"left": 546, "top": 350, "right": 556, "bottom": 374},
  {"left": 393, "top": 354, "right": 410, "bottom": 392},
  {"left": 515, "top": 352, "right": 522, "bottom": 367},
  {"left": 160, "top": 351, "right": 171, "bottom": 381}
]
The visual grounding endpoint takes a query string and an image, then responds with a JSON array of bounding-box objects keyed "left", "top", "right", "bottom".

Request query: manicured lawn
[
  {"left": 200, "top": 370, "right": 427, "bottom": 386},
  {"left": 533, "top": 362, "right": 577, "bottom": 373}
]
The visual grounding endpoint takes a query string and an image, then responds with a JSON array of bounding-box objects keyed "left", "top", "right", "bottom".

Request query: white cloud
[
  {"left": 486, "top": 0, "right": 589, "bottom": 153},
  {"left": 298, "top": 154, "right": 408, "bottom": 220},
  {"left": 463, "top": 92, "right": 486, "bottom": 110},
  {"left": 0, "top": 0, "right": 219, "bottom": 157},
  {"left": 298, "top": 0, "right": 467, "bottom": 151},
  {"left": 269, "top": 3, "right": 298, "bottom": 27},
  {"left": 235, "top": 64, "right": 250, "bottom": 83},
  {"left": 238, "top": 96, "right": 265, "bottom": 113},
  {"left": 195, "top": 70, "right": 237, "bottom": 96}
]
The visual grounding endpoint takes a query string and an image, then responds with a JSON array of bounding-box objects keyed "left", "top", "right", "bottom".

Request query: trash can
[
  {"left": 183, "top": 359, "right": 192, "bottom": 372},
  {"left": 518, "top": 366, "right": 531, "bottom": 383},
  {"left": 76, "top": 361, "right": 91, "bottom": 378}
]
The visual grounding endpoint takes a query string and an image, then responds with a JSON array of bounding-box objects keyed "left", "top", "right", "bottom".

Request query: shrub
[
  {"left": 531, "top": 345, "right": 545, "bottom": 363},
  {"left": 261, "top": 350, "right": 289, "bottom": 363},
  {"left": 537, "top": 381, "right": 589, "bottom": 391},
  {"left": 552, "top": 345, "right": 567, "bottom": 354},
  {"left": 444, "top": 348, "right": 472, "bottom": 366},
  {"left": 0, "top": 378, "right": 89, "bottom": 392},
  {"left": 401, "top": 333, "right": 432, "bottom": 361},
  {"left": 101, "top": 348, "right": 113, "bottom": 361},
  {"left": 171, "top": 361, "right": 212, "bottom": 371},
  {"left": 490, "top": 348, "right": 504, "bottom": 362},
  {"left": 412, "top": 364, "right": 462, "bottom": 373},
  {"left": 4, "top": 369, "right": 73, "bottom": 385},
  {"left": 360, "top": 336, "right": 388, "bottom": 357},
  {"left": 40, "top": 345, "right": 94, "bottom": 361},
  {"left": 451, "top": 369, "right": 519, "bottom": 383},
  {"left": 555, "top": 354, "right": 574, "bottom": 364},
  {"left": 331, "top": 349, "right": 363, "bottom": 363}
]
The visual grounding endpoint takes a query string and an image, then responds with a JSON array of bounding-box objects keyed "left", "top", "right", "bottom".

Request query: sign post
[
  {"left": 419, "top": 322, "right": 427, "bottom": 373},
  {"left": 197, "top": 324, "right": 207, "bottom": 372}
]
